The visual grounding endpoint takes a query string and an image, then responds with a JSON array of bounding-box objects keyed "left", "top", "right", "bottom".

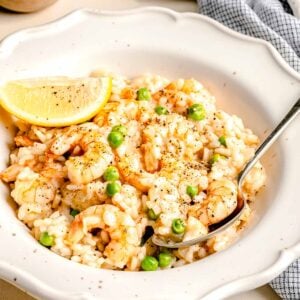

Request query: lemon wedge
[{"left": 0, "top": 77, "right": 112, "bottom": 127}]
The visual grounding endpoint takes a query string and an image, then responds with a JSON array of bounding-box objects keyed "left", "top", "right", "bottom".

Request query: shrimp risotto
[{"left": 0, "top": 73, "right": 266, "bottom": 271}]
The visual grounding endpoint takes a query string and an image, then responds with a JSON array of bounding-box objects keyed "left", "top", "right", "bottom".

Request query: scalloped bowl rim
[{"left": 1, "top": 7, "right": 300, "bottom": 82}]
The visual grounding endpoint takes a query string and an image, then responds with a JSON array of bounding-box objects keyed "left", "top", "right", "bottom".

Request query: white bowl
[{"left": 0, "top": 7, "right": 299, "bottom": 300}]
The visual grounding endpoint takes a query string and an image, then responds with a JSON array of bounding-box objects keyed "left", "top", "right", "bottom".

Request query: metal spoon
[{"left": 152, "top": 98, "right": 300, "bottom": 248}]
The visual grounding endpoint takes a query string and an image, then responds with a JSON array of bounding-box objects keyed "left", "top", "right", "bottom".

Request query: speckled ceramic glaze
[{"left": 0, "top": 7, "right": 299, "bottom": 300}]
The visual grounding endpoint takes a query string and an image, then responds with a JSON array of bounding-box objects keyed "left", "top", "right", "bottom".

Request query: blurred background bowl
[{"left": 0, "top": 0, "right": 57, "bottom": 13}]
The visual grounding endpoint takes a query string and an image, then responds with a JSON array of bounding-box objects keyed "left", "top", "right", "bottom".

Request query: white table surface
[{"left": 0, "top": 0, "right": 280, "bottom": 299}]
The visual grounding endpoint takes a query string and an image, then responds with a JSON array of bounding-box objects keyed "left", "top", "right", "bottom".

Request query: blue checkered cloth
[
  {"left": 198, "top": 0, "right": 300, "bottom": 298},
  {"left": 198, "top": 0, "right": 300, "bottom": 73}
]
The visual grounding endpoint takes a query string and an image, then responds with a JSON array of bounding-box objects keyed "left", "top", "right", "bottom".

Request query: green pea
[
  {"left": 112, "top": 124, "right": 127, "bottom": 137},
  {"left": 147, "top": 208, "right": 159, "bottom": 220},
  {"left": 103, "top": 166, "right": 119, "bottom": 181},
  {"left": 39, "top": 232, "right": 55, "bottom": 247},
  {"left": 158, "top": 252, "right": 173, "bottom": 268},
  {"left": 186, "top": 185, "right": 199, "bottom": 198},
  {"left": 155, "top": 106, "right": 168, "bottom": 115},
  {"left": 70, "top": 209, "right": 80, "bottom": 217},
  {"left": 137, "top": 87, "right": 151, "bottom": 101},
  {"left": 141, "top": 256, "right": 158, "bottom": 271},
  {"left": 187, "top": 103, "right": 206, "bottom": 121},
  {"left": 172, "top": 218, "right": 186, "bottom": 234},
  {"left": 209, "top": 153, "right": 224, "bottom": 165},
  {"left": 218, "top": 136, "right": 227, "bottom": 147},
  {"left": 107, "top": 131, "right": 124, "bottom": 148},
  {"left": 106, "top": 182, "right": 121, "bottom": 197}
]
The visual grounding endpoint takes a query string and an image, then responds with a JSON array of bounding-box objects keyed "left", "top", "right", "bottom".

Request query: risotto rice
[{"left": 0, "top": 72, "right": 266, "bottom": 271}]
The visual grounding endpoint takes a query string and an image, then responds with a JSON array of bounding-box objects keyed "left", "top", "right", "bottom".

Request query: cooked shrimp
[
  {"left": 115, "top": 121, "right": 156, "bottom": 192},
  {"left": 189, "top": 178, "right": 237, "bottom": 226},
  {"left": 11, "top": 167, "right": 57, "bottom": 226},
  {"left": 50, "top": 124, "right": 113, "bottom": 184},
  {"left": 68, "top": 204, "right": 139, "bottom": 268},
  {"left": 66, "top": 132, "right": 113, "bottom": 184}
]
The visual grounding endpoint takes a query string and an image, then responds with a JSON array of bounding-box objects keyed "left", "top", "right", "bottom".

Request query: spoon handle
[{"left": 238, "top": 98, "right": 300, "bottom": 186}]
